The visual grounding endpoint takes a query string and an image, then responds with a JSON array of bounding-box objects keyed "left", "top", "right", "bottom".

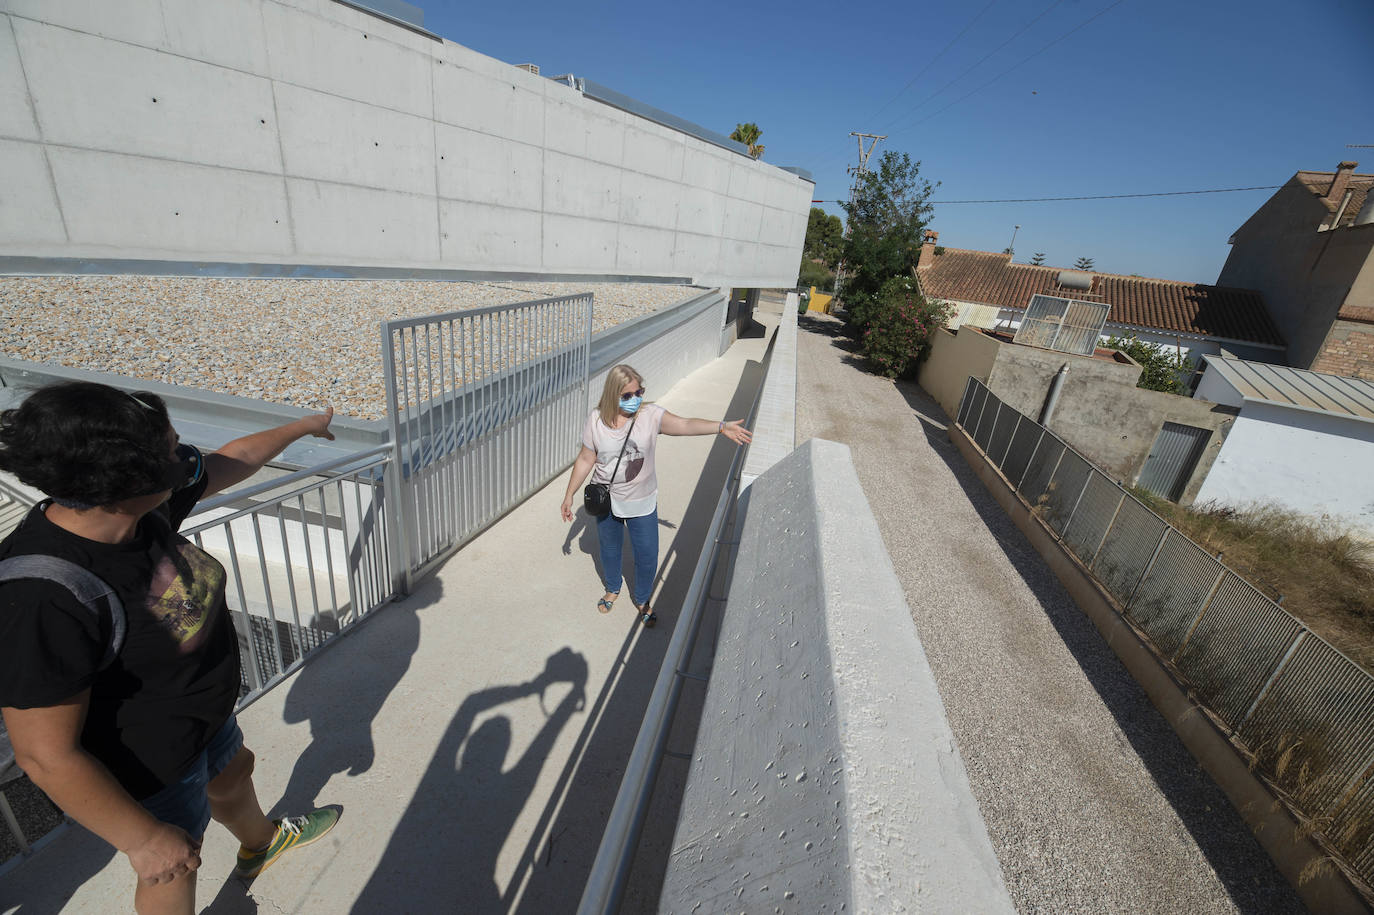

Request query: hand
[
  {"left": 302, "top": 407, "right": 336, "bottom": 441},
  {"left": 721, "top": 419, "right": 753, "bottom": 446},
  {"left": 561, "top": 498, "right": 574, "bottom": 523},
  {"left": 126, "top": 821, "right": 201, "bottom": 885}
]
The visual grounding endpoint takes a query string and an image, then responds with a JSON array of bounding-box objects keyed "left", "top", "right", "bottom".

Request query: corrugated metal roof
[{"left": 1203, "top": 356, "right": 1374, "bottom": 423}]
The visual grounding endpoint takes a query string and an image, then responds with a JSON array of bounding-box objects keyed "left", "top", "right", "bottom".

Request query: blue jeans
[
  {"left": 596, "top": 508, "right": 659, "bottom": 606},
  {"left": 139, "top": 715, "right": 244, "bottom": 839}
]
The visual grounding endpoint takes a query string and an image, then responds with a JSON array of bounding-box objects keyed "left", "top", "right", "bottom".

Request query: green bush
[
  {"left": 859, "top": 276, "right": 953, "bottom": 378},
  {"left": 797, "top": 259, "right": 835, "bottom": 292},
  {"left": 1104, "top": 333, "right": 1192, "bottom": 394}
]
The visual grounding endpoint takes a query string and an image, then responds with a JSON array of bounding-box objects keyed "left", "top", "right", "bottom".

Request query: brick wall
[{"left": 1312, "top": 319, "right": 1374, "bottom": 379}]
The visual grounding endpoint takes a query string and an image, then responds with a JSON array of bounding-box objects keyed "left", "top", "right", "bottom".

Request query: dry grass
[{"left": 1134, "top": 492, "right": 1374, "bottom": 671}]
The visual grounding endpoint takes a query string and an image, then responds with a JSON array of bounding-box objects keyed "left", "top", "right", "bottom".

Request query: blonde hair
[{"left": 597, "top": 364, "right": 645, "bottom": 427}]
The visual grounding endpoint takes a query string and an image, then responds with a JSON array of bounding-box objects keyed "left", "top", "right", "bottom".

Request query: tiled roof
[
  {"left": 1295, "top": 170, "right": 1374, "bottom": 226},
  {"left": 917, "top": 248, "right": 1285, "bottom": 347}
]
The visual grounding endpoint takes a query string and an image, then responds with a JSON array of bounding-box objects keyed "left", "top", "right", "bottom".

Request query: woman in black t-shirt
[{"left": 0, "top": 382, "right": 339, "bottom": 914}]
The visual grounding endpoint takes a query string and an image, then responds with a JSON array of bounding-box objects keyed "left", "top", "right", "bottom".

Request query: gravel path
[
  {"left": 794, "top": 313, "right": 1304, "bottom": 914},
  {"left": 0, "top": 275, "right": 699, "bottom": 421}
]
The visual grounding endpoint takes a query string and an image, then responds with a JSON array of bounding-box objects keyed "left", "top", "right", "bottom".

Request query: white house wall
[
  {"left": 1193, "top": 402, "right": 1374, "bottom": 536},
  {"left": 0, "top": 0, "right": 812, "bottom": 287}
]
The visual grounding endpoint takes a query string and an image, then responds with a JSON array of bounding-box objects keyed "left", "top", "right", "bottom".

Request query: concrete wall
[
  {"left": 660, "top": 439, "right": 1013, "bottom": 913},
  {"left": 740, "top": 294, "right": 797, "bottom": 487},
  {"left": 1219, "top": 180, "right": 1374, "bottom": 369},
  {"left": 0, "top": 0, "right": 813, "bottom": 287},
  {"left": 918, "top": 325, "right": 1001, "bottom": 417},
  {"left": 1194, "top": 403, "right": 1374, "bottom": 536},
  {"left": 921, "top": 327, "right": 1237, "bottom": 504}
]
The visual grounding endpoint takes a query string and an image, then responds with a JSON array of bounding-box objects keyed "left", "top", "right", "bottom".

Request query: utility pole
[{"left": 835, "top": 132, "right": 885, "bottom": 300}]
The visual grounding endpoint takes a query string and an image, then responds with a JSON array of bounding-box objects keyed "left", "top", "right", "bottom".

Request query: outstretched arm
[
  {"left": 202, "top": 408, "right": 336, "bottom": 496},
  {"left": 660, "top": 412, "right": 752, "bottom": 445}
]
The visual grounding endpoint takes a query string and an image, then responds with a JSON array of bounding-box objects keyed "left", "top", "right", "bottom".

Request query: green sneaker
[{"left": 234, "top": 808, "right": 340, "bottom": 878}]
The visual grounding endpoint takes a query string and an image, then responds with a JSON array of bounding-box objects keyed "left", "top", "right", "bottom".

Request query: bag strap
[
  {"left": 607, "top": 413, "right": 638, "bottom": 485},
  {"left": 0, "top": 555, "right": 127, "bottom": 671}
]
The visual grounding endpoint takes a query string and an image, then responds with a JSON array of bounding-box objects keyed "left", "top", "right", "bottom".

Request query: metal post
[
  {"left": 1126, "top": 526, "right": 1170, "bottom": 612},
  {"left": 381, "top": 321, "right": 416, "bottom": 595},
  {"left": 1173, "top": 568, "right": 1229, "bottom": 661},
  {"left": 1057, "top": 467, "right": 1094, "bottom": 541},
  {"left": 1236, "top": 631, "right": 1306, "bottom": 733},
  {"left": 1089, "top": 492, "right": 1127, "bottom": 570},
  {"left": 999, "top": 414, "right": 1021, "bottom": 468}
]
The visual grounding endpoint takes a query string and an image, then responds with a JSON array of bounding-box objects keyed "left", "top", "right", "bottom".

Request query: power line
[
  {"left": 812, "top": 184, "right": 1281, "bottom": 205},
  {"left": 863, "top": 0, "right": 999, "bottom": 125},
  {"left": 885, "top": 0, "right": 1068, "bottom": 133},
  {"left": 888, "top": 0, "right": 1129, "bottom": 138}
]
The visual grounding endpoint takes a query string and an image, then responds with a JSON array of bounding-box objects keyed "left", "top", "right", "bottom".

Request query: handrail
[
  {"left": 188, "top": 445, "right": 393, "bottom": 517},
  {"left": 577, "top": 365, "right": 767, "bottom": 915}
]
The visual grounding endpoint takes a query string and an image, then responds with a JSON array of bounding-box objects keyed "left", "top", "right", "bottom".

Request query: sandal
[
  {"left": 597, "top": 594, "right": 618, "bottom": 614},
  {"left": 637, "top": 603, "right": 657, "bottom": 628}
]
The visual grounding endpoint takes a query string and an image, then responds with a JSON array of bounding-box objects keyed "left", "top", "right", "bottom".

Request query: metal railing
[
  {"left": 957, "top": 376, "right": 1374, "bottom": 882},
  {"left": 184, "top": 446, "right": 396, "bottom": 705},
  {"left": 383, "top": 293, "right": 593, "bottom": 591}
]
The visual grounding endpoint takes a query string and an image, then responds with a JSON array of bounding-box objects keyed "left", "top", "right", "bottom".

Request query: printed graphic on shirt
[
  {"left": 622, "top": 444, "right": 645, "bottom": 483},
  {"left": 146, "top": 541, "right": 226, "bottom": 652}
]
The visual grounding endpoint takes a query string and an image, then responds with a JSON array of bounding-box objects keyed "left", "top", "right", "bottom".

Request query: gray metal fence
[
  {"left": 382, "top": 294, "right": 593, "bottom": 589},
  {"left": 957, "top": 376, "right": 1374, "bottom": 883},
  {"left": 183, "top": 447, "right": 397, "bottom": 704}
]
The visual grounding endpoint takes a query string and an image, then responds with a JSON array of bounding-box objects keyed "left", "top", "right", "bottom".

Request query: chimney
[
  {"left": 1326, "top": 161, "right": 1358, "bottom": 202},
  {"left": 918, "top": 230, "right": 939, "bottom": 270}
]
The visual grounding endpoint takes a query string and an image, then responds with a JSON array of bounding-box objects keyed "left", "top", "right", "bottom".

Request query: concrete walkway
[
  {"left": 793, "top": 313, "right": 1304, "bottom": 914},
  {"left": 0, "top": 314, "right": 774, "bottom": 915}
]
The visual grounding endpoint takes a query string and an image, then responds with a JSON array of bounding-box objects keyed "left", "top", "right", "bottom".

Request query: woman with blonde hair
[{"left": 560, "top": 365, "right": 751, "bottom": 627}]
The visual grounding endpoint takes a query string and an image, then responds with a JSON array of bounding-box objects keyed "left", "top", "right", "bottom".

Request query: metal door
[{"left": 1138, "top": 422, "right": 1211, "bottom": 502}]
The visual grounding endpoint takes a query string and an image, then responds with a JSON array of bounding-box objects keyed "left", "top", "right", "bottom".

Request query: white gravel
[{"left": 0, "top": 275, "right": 701, "bottom": 421}]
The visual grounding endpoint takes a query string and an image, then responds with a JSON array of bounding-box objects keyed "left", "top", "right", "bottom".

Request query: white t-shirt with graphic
[{"left": 583, "top": 403, "right": 665, "bottom": 518}]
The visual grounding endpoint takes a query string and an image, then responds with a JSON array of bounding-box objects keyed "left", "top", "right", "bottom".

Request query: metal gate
[
  {"left": 1137, "top": 421, "right": 1211, "bottom": 502},
  {"left": 382, "top": 294, "right": 593, "bottom": 590}
]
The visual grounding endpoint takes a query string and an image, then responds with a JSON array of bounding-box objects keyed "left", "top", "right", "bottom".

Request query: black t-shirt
[{"left": 0, "top": 479, "right": 241, "bottom": 799}]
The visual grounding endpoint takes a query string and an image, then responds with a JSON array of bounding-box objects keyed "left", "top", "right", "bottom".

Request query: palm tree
[{"left": 730, "top": 122, "right": 765, "bottom": 159}]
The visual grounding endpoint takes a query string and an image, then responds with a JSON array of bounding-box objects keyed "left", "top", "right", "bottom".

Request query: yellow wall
[{"left": 807, "top": 286, "right": 834, "bottom": 314}]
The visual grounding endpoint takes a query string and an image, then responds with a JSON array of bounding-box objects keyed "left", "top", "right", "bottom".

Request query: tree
[
  {"left": 1030, "top": 252, "right": 1046, "bottom": 266},
  {"left": 802, "top": 207, "right": 843, "bottom": 267},
  {"left": 1104, "top": 333, "right": 1192, "bottom": 394},
  {"left": 839, "top": 150, "right": 937, "bottom": 329},
  {"left": 1074, "top": 256, "right": 1095, "bottom": 271},
  {"left": 730, "top": 122, "right": 764, "bottom": 159}
]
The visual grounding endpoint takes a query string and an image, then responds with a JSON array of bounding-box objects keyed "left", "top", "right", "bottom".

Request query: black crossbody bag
[{"left": 583, "top": 413, "right": 637, "bottom": 518}]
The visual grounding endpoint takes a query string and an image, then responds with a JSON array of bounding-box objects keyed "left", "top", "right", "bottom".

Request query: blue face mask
[{"left": 620, "top": 395, "right": 643, "bottom": 414}]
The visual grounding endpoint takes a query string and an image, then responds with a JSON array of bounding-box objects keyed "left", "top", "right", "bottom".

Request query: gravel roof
[{"left": 0, "top": 275, "right": 701, "bottom": 421}]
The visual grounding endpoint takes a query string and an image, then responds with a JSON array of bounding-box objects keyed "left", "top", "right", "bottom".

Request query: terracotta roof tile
[{"left": 917, "top": 248, "right": 1285, "bottom": 347}]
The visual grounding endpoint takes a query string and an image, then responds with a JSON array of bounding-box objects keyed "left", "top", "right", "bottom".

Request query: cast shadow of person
[
  {"left": 202, "top": 578, "right": 438, "bottom": 915},
  {"left": 350, "top": 647, "right": 589, "bottom": 914}
]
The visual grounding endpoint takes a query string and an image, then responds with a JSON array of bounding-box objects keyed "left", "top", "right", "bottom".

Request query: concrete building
[
  {"left": 1217, "top": 161, "right": 1374, "bottom": 379},
  {"left": 0, "top": 0, "right": 813, "bottom": 288},
  {"left": 915, "top": 246, "right": 1286, "bottom": 364},
  {"left": 1192, "top": 356, "right": 1374, "bottom": 536},
  {"left": 919, "top": 325, "right": 1238, "bottom": 505}
]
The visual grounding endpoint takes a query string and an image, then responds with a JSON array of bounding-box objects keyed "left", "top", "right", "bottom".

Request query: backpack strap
[{"left": 0, "top": 555, "right": 127, "bottom": 670}]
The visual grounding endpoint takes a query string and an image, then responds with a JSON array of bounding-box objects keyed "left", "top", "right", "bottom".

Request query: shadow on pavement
[
  {"left": 894, "top": 378, "right": 1303, "bottom": 915},
  {"left": 508, "top": 357, "right": 765, "bottom": 915},
  {"left": 348, "top": 646, "right": 589, "bottom": 914},
  {"left": 0, "top": 824, "right": 116, "bottom": 914}
]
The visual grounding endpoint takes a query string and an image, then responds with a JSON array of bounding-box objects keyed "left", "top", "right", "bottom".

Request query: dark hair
[{"left": 0, "top": 382, "right": 176, "bottom": 506}]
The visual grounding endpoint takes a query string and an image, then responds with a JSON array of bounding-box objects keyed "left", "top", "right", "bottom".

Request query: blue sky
[{"left": 422, "top": 0, "right": 1373, "bottom": 284}]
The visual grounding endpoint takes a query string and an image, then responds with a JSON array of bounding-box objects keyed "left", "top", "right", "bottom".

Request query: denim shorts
[{"left": 138, "top": 716, "right": 244, "bottom": 839}]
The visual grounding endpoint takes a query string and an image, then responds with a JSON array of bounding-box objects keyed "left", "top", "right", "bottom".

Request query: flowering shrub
[{"left": 859, "top": 276, "right": 953, "bottom": 379}]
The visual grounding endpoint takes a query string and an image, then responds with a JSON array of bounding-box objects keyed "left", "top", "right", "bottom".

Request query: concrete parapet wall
[
  {"left": 740, "top": 293, "right": 797, "bottom": 486},
  {"left": 659, "top": 439, "right": 1013, "bottom": 913},
  {"left": 0, "top": 0, "right": 812, "bottom": 287}
]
